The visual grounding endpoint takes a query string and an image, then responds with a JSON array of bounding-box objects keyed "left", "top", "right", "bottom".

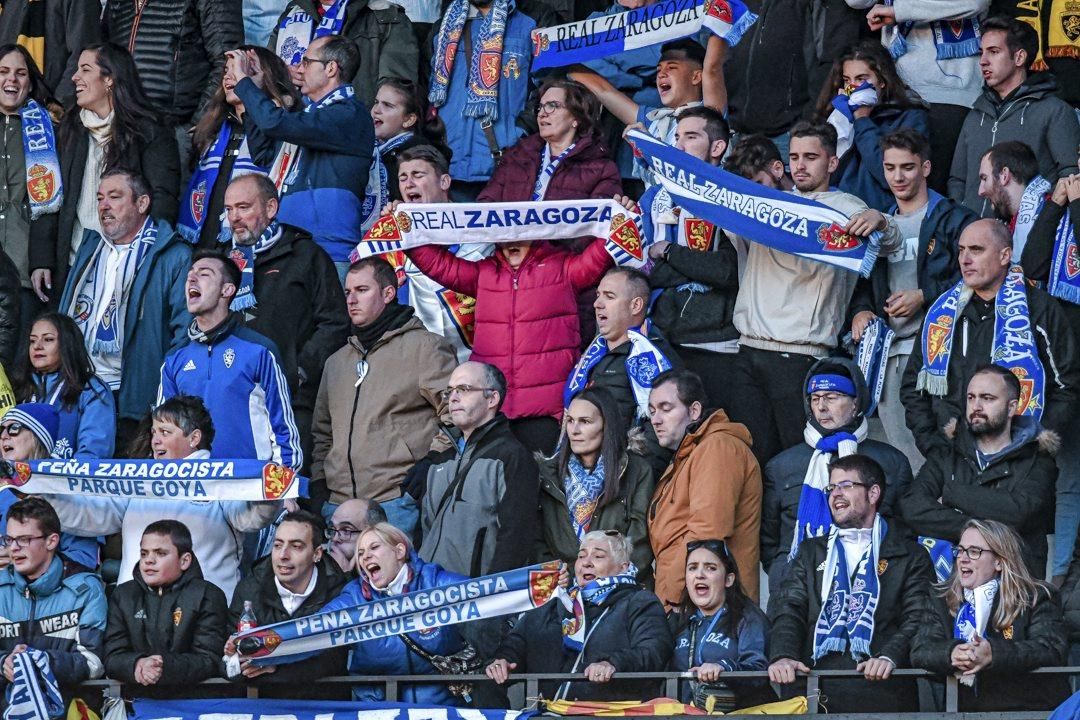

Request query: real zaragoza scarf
[
  {"left": 362, "top": 131, "right": 414, "bottom": 234},
  {"left": 855, "top": 317, "right": 894, "bottom": 416},
  {"left": 954, "top": 578, "right": 998, "bottom": 641},
  {"left": 1014, "top": 176, "right": 1050, "bottom": 256},
  {"left": 565, "top": 455, "right": 606, "bottom": 542},
  {"left": 1048, "top": 209, "right": 1080, "bottom": 304},
  {"left": 919, "top": 536, "right": 955, "bottom": 583},
  {"left": 918, "top": 266, "right": 1046, "bottom": 419},
  {"left": 354, "top": 198, "right": 645, "bottom": 266},
  {"left": 20, "top": 99, "right": 62, "bottom": 220},
  {"left": 562, "top": 573, "right": 639, "bottom": 651},
  {"left": 533, "top": 143, "right": 576, "bottom": 201},
  {"left": 564, "top": 326, "right": 672, "bottom": 417},
  {"left": 531, "top": 0, "right": 757, "bottom": 71},
  {"left": 180, "top": 122, "right": 264, "bottom": 242},
  {"left": 882, "top": 1, "right": 981, "bottom": 61},
  {"left": 228, "top": 220, "right": 282, "bottom": 311},
  {"left": 812, "top": 516, "right": 885, "bottom": 662},
  {"left": 0, "top": 457, "right": 306, "bottom": 501},
  {"left": 826, "top": 81, "right": 878, "bottom": 159},
  {"left": 3, "top": 650, "right": 62, "bottom": 720},
  {"left": 626, "top": 129, "right": 882, "bottom": 277},
  {"left": 429, "top": 0, "right": 509, "bottom": 120},
  {"left": 275, "top": 0, "right": 351, "bottom": 66}
]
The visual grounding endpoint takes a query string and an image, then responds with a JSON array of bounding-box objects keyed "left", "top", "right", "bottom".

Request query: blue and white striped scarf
[
  {"left": 228, "top": 220, "right": 282, "bottom": 311},
  {"left": 564, "top": 326, "right": 672, "bottom": 418},
  {"left": 565, "top": 455, "right": 606, "bottom": 542},
  {"left": 812, "top": 516, "right": 885, "bottom": 662},
  {"left": 883, "top": 5, "right": 982, "bottom": 62},
  {"left": 429, "top": 0, "right": 509, "bottom": 120},
  {"left": 362, "top": 131, "right": 414, "bottom": 233},
  {"left": 533, "top": 143, "right": 576, "bottom": 201},
  {"left": 954, "top": 578, "right": 998, "bottom": 641},
  {"left": 179, "top": 122, "right": 264, "bottom": 242},
  {"left": 1048, "top": 209, "right": 1080, "bottom": 304},
  {"left": 3, "top": 650, "right": 63, "bottom": 720},
  {"left": 855, "top": 317, "right": 894, "bottom": 416},
  {"left": 20, "top": 99, "right": 62, "bottom": 220},
  {"left": 275, "top": 0, "right": 351, "bottom": 66},
  {"left": 562, "top": 572, "right": 638, "bottom": 651}
]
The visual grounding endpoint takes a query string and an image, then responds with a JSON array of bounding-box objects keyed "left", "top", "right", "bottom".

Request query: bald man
[
  {"left": 900, "top": 219, "right": 1080, "bottom": 456},
  {"left": 326, "top": 498, "right": 387, "bottom": 572}
]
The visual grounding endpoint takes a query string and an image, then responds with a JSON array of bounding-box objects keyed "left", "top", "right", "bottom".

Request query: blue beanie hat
[
  {"left": 2, "top": 403, "right": 59, "bottom": 455},
  {"left": 806, "top": 373, "right": 857, "bottom": 397}
]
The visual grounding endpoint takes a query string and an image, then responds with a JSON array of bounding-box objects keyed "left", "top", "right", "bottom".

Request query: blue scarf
[
  {"left": 564, "top": 326, "right": 672, "bottom": 418},
  {"left": 275, "top": 0, "right": 351, "bottom": 66},
  {"left": 855, "top": 317, "right": 894, "bottom": 416},
  {"left": 954, "top": 578, "right": 998, "bottom": 641},
  {"left": 626, "top": 129, "right": 882, "bottom": 277},
  {"left": 228, "top": 220, "right": 282, "bottom": 311},
  {"left": 562, "top": 573, "right": 638, "bottom": 651},
  {"left": 429, "top": 0, "right": 509, "bottom": 120},
  {"left": 883, "top": 3, "right": 982, "bottom": 61},
  {"left": 362, "top": 132, "right": 414, "bottom": 233},
  {"left": 565, "top": 455, "right": 606, "bottom": 542},
  {"left": 180, "top": 122, "right": 264, "bottom": 242},
  {"left": 3, "top": 650, "right": 63, "bottom": 720},
  {"left": 20, "top": 99, "right": 62, "bottom": 220},
  {"left": 1049, "top": 210, "right": 1080, "bottom": 304},
  {"left": 919, "top": 536, "right": 955, "bottom": 583},
  {"left": 276, "top": 85, "right": 356, "bottom": 192},
  {"left": 533, "top": 143, "right": 576, "bottom": 201},
  {"left": 918, "top": 267, "right": 1045, "bottom": 419},
  {"left": 812, "top": 516, "right": 885, "bottom": 662},
  {"left": 790, "top": 421, "right": 867, "bottom": 560}
]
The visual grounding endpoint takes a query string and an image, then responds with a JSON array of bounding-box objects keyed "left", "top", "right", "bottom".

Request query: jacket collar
[{"left": 8, "top": 555, "right": 64, "bottom": 596}]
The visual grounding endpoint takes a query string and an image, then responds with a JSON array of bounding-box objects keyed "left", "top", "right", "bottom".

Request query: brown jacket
[
  {"left": 648, "top": 410, "right": 762, "bottom": 607},
  {"left": 311, "top": 316, "right": 456, "bottom": 504}
]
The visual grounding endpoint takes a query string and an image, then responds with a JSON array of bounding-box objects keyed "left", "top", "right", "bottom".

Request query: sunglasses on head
[{"left": 686, "top": 538, "right": 733, "bottom": 562}]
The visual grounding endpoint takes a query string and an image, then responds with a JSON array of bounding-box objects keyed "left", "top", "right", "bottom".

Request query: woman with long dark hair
[
  {"left": 10, "top": 312, "right": 115, "bottom": 458},
  {"left": 670, "top": 539, "right": 773, "bottom": 711},
  {"left": 29, "top": 42, "right": 179, "bottom": 301},
  {"left": 912, "top": 519, "right": 1070, "bottom": 712},
  {"left": 813, "top": 40, "right": 929, "bottom": 211},
  {"left": 184, "top": 47, "right": 300, "bottom": 247},
  {"left": 536, "top": 387, "right": 653, "bottom": 580}
]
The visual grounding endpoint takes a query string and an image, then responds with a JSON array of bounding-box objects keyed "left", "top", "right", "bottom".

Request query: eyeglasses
[
  {"left": 0, "top": 422, "right": 22, "bottom": 437},
  {"left": 300, "top": 56, "right": 329, "bottom": 68},
  {"left": 810, "top": 393, "right": 850, "bottom": 405},
  {"left": 440, "top": 385, "right": 494, "bottom": 401},
  {"left": 325, "top": 525, "right": 361, "bottom": 541},
  {"left": 536, "top": 100, "right": 566, "bottom": 116},
  {"left": 952, "top": 545, "right": 996, "bottom": 561},
  {"left": 825, "top": 480, "right": 868, "bottom": 494},
  {"left": 0, "top": 535, "right": 45, "bottom": 549}
]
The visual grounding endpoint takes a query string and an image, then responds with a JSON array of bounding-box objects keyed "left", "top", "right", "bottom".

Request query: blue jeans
[
  {"left": 1054, "top": 433, "right": 1080, "bottom": 576},
  {"left": 334, "top": 261, "right": 351, "bottom": 287},
  {"left": 321, "top": 494, "right": 419, "bottom": 539}
]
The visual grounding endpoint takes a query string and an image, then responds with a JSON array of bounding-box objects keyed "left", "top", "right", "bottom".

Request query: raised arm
[{"left": 566, "top": 68, "right": 640, "bottom": 126}]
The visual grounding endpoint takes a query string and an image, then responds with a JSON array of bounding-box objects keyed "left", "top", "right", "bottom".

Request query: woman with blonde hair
[{"left": 911, "top": 519, "right": 1070, "bottom": 711}]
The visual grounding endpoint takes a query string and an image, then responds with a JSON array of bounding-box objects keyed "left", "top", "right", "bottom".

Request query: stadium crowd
[{"left": 0, "top": 0, "right": 1079, "bottom": 713}]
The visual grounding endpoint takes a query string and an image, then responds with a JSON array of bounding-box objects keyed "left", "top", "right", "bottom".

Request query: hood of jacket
[
  {"left": 958, "top": 414, "right": 1060, "bottom": 465},
  {"left": 973, "top": 72, "right": 1060, "bottom": 118},
  {"left": 676, "top": 408, "right": 752, "bottom": 461},
  {"left": 801, "top": 356, "right": 870, "bottom": 436}
]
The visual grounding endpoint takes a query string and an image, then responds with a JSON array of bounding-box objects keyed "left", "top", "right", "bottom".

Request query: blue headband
[{"left": 807, "top": 373, "right": 856, "bottom": 396}]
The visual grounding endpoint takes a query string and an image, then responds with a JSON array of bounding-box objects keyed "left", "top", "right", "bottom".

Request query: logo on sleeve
[{"left": 182, "top": 359, "right": 197, "bottom": 372}]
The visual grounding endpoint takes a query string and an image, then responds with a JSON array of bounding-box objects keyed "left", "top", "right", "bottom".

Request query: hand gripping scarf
[
  {"left": 826, "top": 81, "right": 879, "bottom": 159},
  {"left": 953, "top": 577, "right": 999, "bottom": 686},
  {"left": 429, "top": 0, "right": 510, "bottom": 120},
  {"left": 3, "top": 650, "right": 63, "bottom": 720}
]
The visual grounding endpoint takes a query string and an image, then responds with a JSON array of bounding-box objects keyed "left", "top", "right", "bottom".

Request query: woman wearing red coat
[{"left": 408, "top": 80, "right": 621, "bottom": 452}]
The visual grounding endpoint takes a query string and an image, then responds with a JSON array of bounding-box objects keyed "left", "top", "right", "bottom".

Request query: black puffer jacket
[
  {"left": 0, "top": 0, "right": 100, "bottom": 106},
  {"left": 0, "top": 248, "right": 18, "bottom": 367},
  {"left": 104, "top": 0, "right": 242, "bottom": 125},
  {"left": 104, "top": 558, "right": 229, "bottom": 697}
]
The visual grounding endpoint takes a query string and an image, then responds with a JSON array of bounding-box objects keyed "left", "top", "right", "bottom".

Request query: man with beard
[
  {"left": 976, "top": 141, "right": 1047, "bottom": 257},
  {"left": 903, "top": 365, "right": 1058, "bottom": 578}
]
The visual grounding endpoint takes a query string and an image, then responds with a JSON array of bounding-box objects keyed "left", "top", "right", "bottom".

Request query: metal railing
[{"left": 74, "top": 666, "right": 1080, "bottom": 717}]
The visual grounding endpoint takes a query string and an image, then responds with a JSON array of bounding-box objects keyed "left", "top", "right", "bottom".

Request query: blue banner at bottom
[{"left": 134, "top": 699, "right": 536, "bottom": 720}]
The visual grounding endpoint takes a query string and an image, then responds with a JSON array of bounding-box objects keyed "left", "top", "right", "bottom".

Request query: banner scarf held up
[
  {"left": 352, "top": 199, "right": 645, "bottom": 266},
  {"left": 0, "top": 458, "right": 306, "bottom": 501},
  {"left": 133, "top": 699, "right": 533, "bottom": 720},
  {"left": 625, "top": 129, "right": 882, "bottom": 277},
  {"left": 530, "top": 0, "right": 757, "bottom": 71},
  {"left": 234, "top": 562, "right": 562, "bottom": 665}
]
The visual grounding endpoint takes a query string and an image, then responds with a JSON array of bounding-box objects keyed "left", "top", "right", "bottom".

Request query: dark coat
[
  {"left": 104, "top": 0, "right": 242, "bottom": 125},
  {"left": 1059, "top": 522, "right": 1080, "bottom": 642},
  {"left": 0, "top": 0, "right": 100, "bottom": 106},
  {"left": 215, "top": 225, "right": 348, "bottom": 410},
  {"left": 0, "top": 248, "right": 18, "bottom": 367},
  {"left": 902, "top": 418, "right": 1058, "bottom": 579},
  {"left": 228, "top": 555, "right": 349, "bottom": 690},
  {"left": 30, "top": 118, "right": 180, "bottom": 295},
  {"left": 768, "top": 524, "right": 935, "bottom": 712},
  {"left": 494, "top": 584, "right": 673, "bottom": 701},
  {"left": 581, "top": 325, "right": 679, "bottom": 434},
  {"left": 1021, "top": 198, "right": 1080, "bottom": 344},
  {"left": 477, "top": 132, "right": 622, "bottom": 204},
  {"left": 535, "top": 450, "right": 654, "bottom": 582},
  {"left": 104, "top": 560, "right": 228, "bottom": 697},
  {"left": 832, "top": 104, "right": 930, "bottom": 213},
  {"left": 911, "top": 588, "right": 1070, "bottom": 712},
  {"left": 899, "top": 284, "right": 1080, "bottom": 457}
]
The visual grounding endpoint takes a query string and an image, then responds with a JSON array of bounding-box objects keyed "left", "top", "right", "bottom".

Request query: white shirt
[
  {"left": 838, "top": 527, "right": 873, "bottom": 578},
  {"left": 275, "top": 566, "right": 319, "bottom": 615}
]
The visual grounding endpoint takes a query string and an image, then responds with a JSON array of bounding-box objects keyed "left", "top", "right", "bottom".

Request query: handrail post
[
  {"left": 526, "top": 677, "right": 538, "bottom": 703},
  {"left": 246, "top": 685, "right": 258, "bottom": 699},
  {"left": 664, "top": 676, "right": 678, "bottom": 699},
  {"left": 806, "top": 674, "right": 819, "bottom": 714},
  {"left": 944, "top": 674, "right": 958, "bottom": 712},
  {"left": 385, "top": 678, "right": 399, "bottom": 702}
]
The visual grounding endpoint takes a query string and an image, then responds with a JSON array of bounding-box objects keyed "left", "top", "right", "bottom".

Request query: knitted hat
[{"left": 2, "top": 403, "right": 59, "bottom": 455}]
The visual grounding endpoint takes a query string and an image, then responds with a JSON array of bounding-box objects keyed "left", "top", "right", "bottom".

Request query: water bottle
[{"left": 237, "top": 600, "right": 257, "bottom": 632}]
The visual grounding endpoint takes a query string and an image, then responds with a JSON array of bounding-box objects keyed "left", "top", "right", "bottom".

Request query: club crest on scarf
[
  {"left": 609, "top": 212, "right": 643, "bottom": 260},
  {"left": 480, "top": 50, "right": 501, "bottom": 88},
  {"left": 1067, "top": 242, "right": 1080, "bottom": 279},
  {"left": 27, "top": 163, "right": 55, "bottom": 203},
  {"left": 926, "top": 315, "right": 952, "bottom": 365},
  {"left": 20, "top": 99, "right": 63, "bottom": 219},
  {"left": 190, "top": 180, "right": 207, "bottom": 225},
  {"left": 817, "top": 223, "right": 860, "bottom": 252},
  {"left": 368, "top": 214, "right": 403, "bottom": 242},
  {"left": 439, "top": 289, "right": 478, "bottom": 346},
  {"left": 262, "top": 464, "right": 296, "bottom": 500},
  {"left": 684, "top": 219, "right": 714, "bottom": 251},
  {"left": 529, "top": 563, "right": 560, "bottom": 606},
  {"left": 705, "top": 0, "right": 732, "bottom": 22}
]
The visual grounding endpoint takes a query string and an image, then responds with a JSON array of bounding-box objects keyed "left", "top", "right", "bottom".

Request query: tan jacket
[
  {"left": 648, "top": 409, "right": 762, "bottom": 607},
  {"left": 311, "top": 316, "right": 456, "bottom": 504}
]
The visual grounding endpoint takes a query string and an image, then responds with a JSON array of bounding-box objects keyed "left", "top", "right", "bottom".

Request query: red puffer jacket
[
  {"left": 407, "top": 240, "right": 613, "bottom": 419},
  {"left": 477, "top": 132, "right": 622, "bottom": 203}
]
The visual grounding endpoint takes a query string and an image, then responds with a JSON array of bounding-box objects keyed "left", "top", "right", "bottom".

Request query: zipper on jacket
[
  {"left": 345, "top": 349, "right": 369, "bottom": 500},
  {"left": 128, "top": 0, "right": 149, "bottom": 55}
]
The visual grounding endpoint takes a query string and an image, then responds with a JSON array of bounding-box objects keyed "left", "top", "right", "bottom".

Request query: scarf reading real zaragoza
[
  {"left": 813, "top": 516, "right": 886, "bottom": 662},
  {"left": 352, "top": 199, "right": 645, "bottom": 266},
  {"left": 20, "top": 99, "right": 62, "bottom": 220},
  {"left": 626, "top": 129, "right": 882, "bottom": 277},
  {"left": 429, "top": 0, "right": 510, "bottom": 121},
  {"left": 235, "top": 562, "right": 562, "bottom": 665},
  {"left": 1049, "top": 209, "right": 1080, "bottom": 304},
  {"left": 918, "top": 266, "right": 1046, "bottom": 419},
  {"left": 0, "top": 458, "right": 306, "bottom": 501},
  {"left": 530, "top": 0, "right": 757, "bottom": 71}
]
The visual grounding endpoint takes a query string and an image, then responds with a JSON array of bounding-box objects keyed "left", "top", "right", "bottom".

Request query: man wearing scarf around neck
[
  {"left": 312, "top": 256, "right": 455, "bottom": 535},
  {"left": 60, "top": 169, "right": 192, "bottom": 450},
  {"left": 761, "top": 359, "right": 912, "bottom": 603},
  {"left": 976, "top": 141, "right": 1049, "bottom": 258},
  {"left": 214, "top": 174, "right": 348, "bottom": 478},
  {"left": 768, "top": 454, "right": 934, "bottom": 713},
  {"left": 900, "top": 219, "right": 1080, "bottom": 458}
]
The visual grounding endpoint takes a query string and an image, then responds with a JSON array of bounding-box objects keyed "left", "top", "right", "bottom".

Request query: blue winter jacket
[
  {"left": 59, "top": 219, "right": 193, "bottom": 421},
  {"left": 672, "top": 604, "right": 771, "bottom": 706},
  {"left": 0, "top": 556, "right": 107, "bottom": 687},
  {"left": 832, "top": 103, "right": 929, "bottom": 212},
  {"left": 319, "top": 553, "right": 467, "bottom": 705},
  {"left": 433, "top": 1, "right": 540, "bottom": 183},
  {"left": 28, "top": 371, "right": 115, "bottom": 459},
  {"left": 158, "top": 315, "right": 302, "bottom": 470},
  {"left": 236, "top": 78, "right": 374, "bottom": 261}
]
